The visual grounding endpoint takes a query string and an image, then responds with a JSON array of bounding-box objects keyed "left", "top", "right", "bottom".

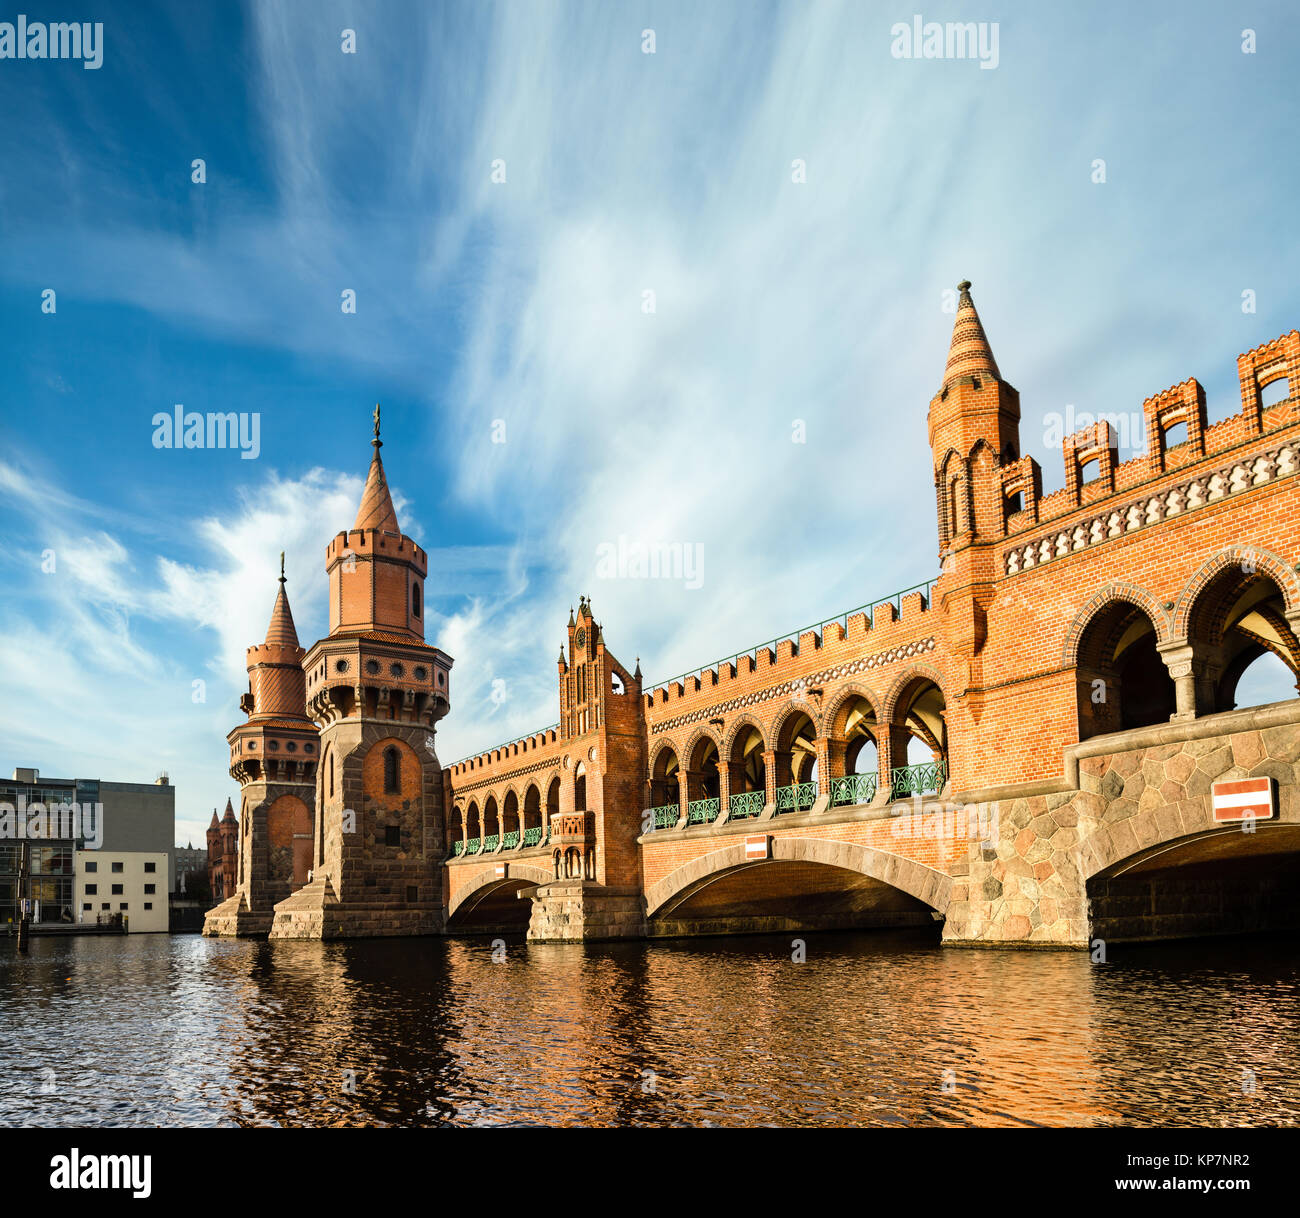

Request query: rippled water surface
[{"left": 2, "top": 929, "right": 1298, "bottom": 1127}]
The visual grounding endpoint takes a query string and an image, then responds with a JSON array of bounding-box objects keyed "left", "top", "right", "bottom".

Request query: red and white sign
[
  {"left": 744, "top": 834, "right": 770, "bottom": 860},
  {"left": 495, "top": 864, "right": 506, "bottom": 878},
  {"left": 1212, "top": 777, "right": 1275, "bottom": 822}
]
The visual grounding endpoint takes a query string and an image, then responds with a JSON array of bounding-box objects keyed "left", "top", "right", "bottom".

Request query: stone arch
[
  {"left": 1062, "top": 583, "right": 1172, "bottom": 668},
  {"left": 769, "top": 699, "right": 825, "bottom": 751},
  {"left": 880, "top": 663, "right": 948, "bottom": 725},
  {"left": 446, "top": 863, "right": 553, "bottom": 922},
  {"left": 649, "top": 738, "right": 683, "bottom": 776},
  {"left": 682, "top": 725, "right": 722, "bottom": 770},
  {"left": 721, "top": 713, "right": 768, "bottom": 761},
  {"left": 1172, "top": 545, "right": 1300, "bottom": 638},
  {"left": 821, "top": 684, "right": 883, "bottom": 740},
  {"left": 644, "top": 836, "right": 951, "bottom": 918}
]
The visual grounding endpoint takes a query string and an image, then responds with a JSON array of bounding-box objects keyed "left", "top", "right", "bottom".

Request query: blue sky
[{"left": 1, "top": 0, "right": 1297, "bottom": 847}]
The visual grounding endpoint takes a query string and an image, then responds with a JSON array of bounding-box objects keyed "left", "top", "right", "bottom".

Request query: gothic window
[
  {"left": 412, "top": 582, "right": 421, "bottom": 618},
  {"left": 383, "top": 747, "right": 399, "bottom": 794}
]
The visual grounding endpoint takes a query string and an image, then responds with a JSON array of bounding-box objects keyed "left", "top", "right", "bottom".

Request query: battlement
[
  {"left": 447, "top": 725, "right": 561, "bottom": 778},
  {"left": 641, "top": 581, "right": 936, "bottom": 714},
  {"left": 326, "top": 527, "right": 427, "bottom": 573},
  {"left": 1000, "top": 329, "right": 1299, "bottom": 573}
]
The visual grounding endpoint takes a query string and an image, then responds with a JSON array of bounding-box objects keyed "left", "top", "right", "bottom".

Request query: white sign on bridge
[{"left": 1211, "top": 777, "right": 1275, "bottom": 822}]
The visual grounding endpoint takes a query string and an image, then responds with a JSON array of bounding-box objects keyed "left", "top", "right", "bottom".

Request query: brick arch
[
  {"left": 649, "top": 738, "right": 683, "bottom": 776},
  {"left": 446, "top": 863, "right": 553, "bottom": 921},
  {"left": 768, "top": 699, "right": 823, "bottom": 751},
  {"left": 361, "top": 736, "right": 421, "bottom": 803},
  {"left": 880, "top": 663, "right": 947, "bottom": 724},
  {"left": 681, "top": 725, "right": 722, "bottom": 770},
  {"left": 644, "top": 835, "right": 952, "bottom": 918},
  {"left": 1172, "top": 545, "right": 1300, "bottom": 639},
  {"left": 1061, "top": 583, "right": 1172, "bottom": 667},
  {"left": 820, "top": 684, "right": 883, "bottom": 741},
  {"left": 721, "top": 713, "right": 768, "bottom": 760}
]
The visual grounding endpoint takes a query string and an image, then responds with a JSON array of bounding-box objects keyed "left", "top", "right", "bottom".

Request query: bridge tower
[
  {"left": 526, "top": 596, "right": 647, "bottom": 940},
  {"left": 269, "top": 407, "right": 452, "bottom": 939},
  {"left": 928, "top": 281, "right": 1031, "bottom": 724},
  {"left": 204, "top": 562, "right": 318, "bottom": 936}
]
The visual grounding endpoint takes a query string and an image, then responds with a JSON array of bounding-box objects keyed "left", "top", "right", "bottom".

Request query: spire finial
[
  {"left": 957, "top": 279, "right": 971, "bottom": 292},
  {"left": 279, "top": 551, "right": 286, "bottom": 584},
  {"left": 372, "top": 403, "right": 382, "bottom": 448}
]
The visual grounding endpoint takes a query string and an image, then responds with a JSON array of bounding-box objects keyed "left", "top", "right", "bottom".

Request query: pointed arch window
[
  {"left": 412, "top": 582, "right": 421, "bottom": 619},
  {"left": 383, "top": 746, "right": 400, "bottom": 794}
]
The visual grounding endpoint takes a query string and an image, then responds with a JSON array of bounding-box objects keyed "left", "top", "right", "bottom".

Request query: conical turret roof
[
  {"left": 264, "top": 556, "right": 300, "bottom": 648},
  {"left": 942, "top": 280, "right": 1001, "bottom": 390},
  {"left": 354, "top": 405, "right": 400, "bottom": 532}
]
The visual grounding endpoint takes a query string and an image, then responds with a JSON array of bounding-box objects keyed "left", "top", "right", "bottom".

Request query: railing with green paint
[
  {"left": 649, "top": 803, "right": 680, "bottom": 830},
  {"left": 522, "top": 826, "right": 544, "bottom": 847},
  {"left": 451, "top": 839, "right": 466, "bottom": 857},
  {"left": 889, "top": 760, "right": 948, "bottom": 797},
  {"left": 830, "top": 772, "right": 878, "bottom": 807},
  {"left": 728, "top": 790, "right": 765, "bottom": 820},
  {"left": 463, "top": 837, "right": 482, "bottom": 855},
  {"left": 686, "top": 797, "right": 721, "bottom": 825},
  {"left": 482, "top": 834, "right": 500, "bottom": 852},
  {"left": 643, "top": 577, "right": 938, "bottom": 698},
  {"left": 775, "top": 782, "right": 818, "bottom": 814},
  {"left": 502, "top": 831, "right": 520, "bottom": 849}
]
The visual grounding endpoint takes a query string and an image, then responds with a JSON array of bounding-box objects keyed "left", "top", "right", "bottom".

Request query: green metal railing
[
  {"left": 728, "top": 790, "right": 765, "bottom": 820},
  {"left": 649, "top": 803, "right": 679, "bottom": 830},
  {"left": 830, "top": 772, "right": 878, "bottom": 807},
  {"left": 523, "top": 826, "right": 544, "bottom": 847},
  {"left": 451, "top": 839, "right": 466, "bottom": 857},
  {"left": 644, "top": 577, "right": 938, "bottom": 697},
  {"left": 889, "top": 760, "right": 947, "bottom": 797},
  {"left": 686, "top": 797, "right": 721, "bottom": 825},
  {"left": 482, "top": 834, "right": 500, "bottom": 852},
  {"left": 775, "top": 782, "right": 818, "bottom": 814},
  {"left": 502, "top": 831, "right": 520, "bottom": 849},
  {"left": 463, "top": 837, "right": 482, "bottom": 855}
]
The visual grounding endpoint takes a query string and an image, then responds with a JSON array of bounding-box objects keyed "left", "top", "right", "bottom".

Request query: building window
[
  {"left": 144, "top": 884, "right": 155, "bottom": 895},
  {"left": 385, "top": 825, "right": 401, "bottom": 847},
  {"left": 111, "top": 884, "right": 123, "bottom": 895},
  {"left": 144, "top": 902, "right": 153, "bottom": 911},
  {"left": 119, "top": 903, "right": 128, "bottom": 911},
  {"left": 101, "top": 902, "right": 109, "bottom": 910},
  {"left": 384, "top": 747, "right": 399, "bottom": 794},
  {"left": 111, "top": 862, "right": 123, "bottom": 874},
  {"left": 85, "top": 861, "right": 97, "bottom": 873},
  {"left": 86, "top": 884, "right": 97, "bottom": 895},
  {"left": 406, "top": 885, "right": 418, "bottom": 903},
  {"left": 82, "top": 903, "right": 91, "bottom": 912},
  {"left": 144, "top": 862, "right": 156, "bottom": 873}
]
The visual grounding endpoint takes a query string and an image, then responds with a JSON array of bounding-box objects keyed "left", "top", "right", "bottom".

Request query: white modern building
[{"left": 76, "top": 850, "right": 169, "bottom": 933}]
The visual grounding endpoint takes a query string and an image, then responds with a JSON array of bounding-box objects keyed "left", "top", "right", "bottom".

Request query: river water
[{"left": 2, "top": 929, "right": 1297, "bottom": 1127}]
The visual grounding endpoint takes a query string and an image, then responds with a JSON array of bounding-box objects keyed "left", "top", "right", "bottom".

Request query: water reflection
[{"left": 1, "top": 930, "right": 1297, "bottom": 1127}]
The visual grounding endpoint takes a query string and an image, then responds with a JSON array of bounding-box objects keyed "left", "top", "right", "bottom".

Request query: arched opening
[
  {"left": 573, "top": 764, "right": 587, "bottom": 813},
  {"left": 650, "top": 746, "right": 680, "bottom": 828},
  {"left": 447, "top": 805, "right": 464, "bottom": 854},
  {"left": 482, "top": 796, "right": 499, "bottom": 849},
  {"left": 522, "top": 784, "right": 542, "bottom": 846},
  {"left": 684, "top": 735, "right": 721, "bottom": 824},
  {"left": 727, "top": 724, "right": 766, "bottom": 819},
  {"left": 651, "top": 859, "right": 939, "bottom": 939},
  {"left": 465, "top": 801, "right": 481, "bottom": 854},
  {"left": 411, "top": 581, "right": 421, "bottom": 619},
  {"left": 1186, "top": 568, "right": 1299, "bottom": 714},
  {"left": 446, "top": 879, "right": 537, "bottom": 934},
  {"left": 1088, "top": 824, "right": 1300, "bottom": 943},
  {"left": 1075, "top": 601, "right": 1176, "bottom": 739},
  {"left": 828, "top": 696, "right": 880, "bottom": 807},
  {"left": 502, "top": 790, "right": 520, "bottom": 848},
  {"left": 774, "top": 710, "right": 819, "bottom": 812},
  {"left": 545, "top": 776, "right": 560, "bottom": 837},
  {"left": 383, "top": 746, "right": 400, "bottom": 794},
  {"left": 888, "top": 678, "right": 947, "bottom": 796}
]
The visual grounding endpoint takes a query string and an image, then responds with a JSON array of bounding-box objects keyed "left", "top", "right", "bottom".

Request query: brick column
[
  {"left": 878, "top": 725, "right": 911, "bottom": 799},
  {"left": 718, "top": 759, "right": 743, "bottom": 822},
  {"left": 763, "top": 749, "right": 780, "bottom": 805}
]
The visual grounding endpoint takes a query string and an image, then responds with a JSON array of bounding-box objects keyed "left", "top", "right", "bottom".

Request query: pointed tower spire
[
  {"left": 209, "top": 809, "right": 219, "bottom": 829},
  {"left": 263, "top": 557, "right": 300, "bottom": 648},
  {"left": 353, "top": 403, "right": 400, "bottom": 532},
  {"left": 942, "top": 280, "right": 1001, "bottom": 390}
]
